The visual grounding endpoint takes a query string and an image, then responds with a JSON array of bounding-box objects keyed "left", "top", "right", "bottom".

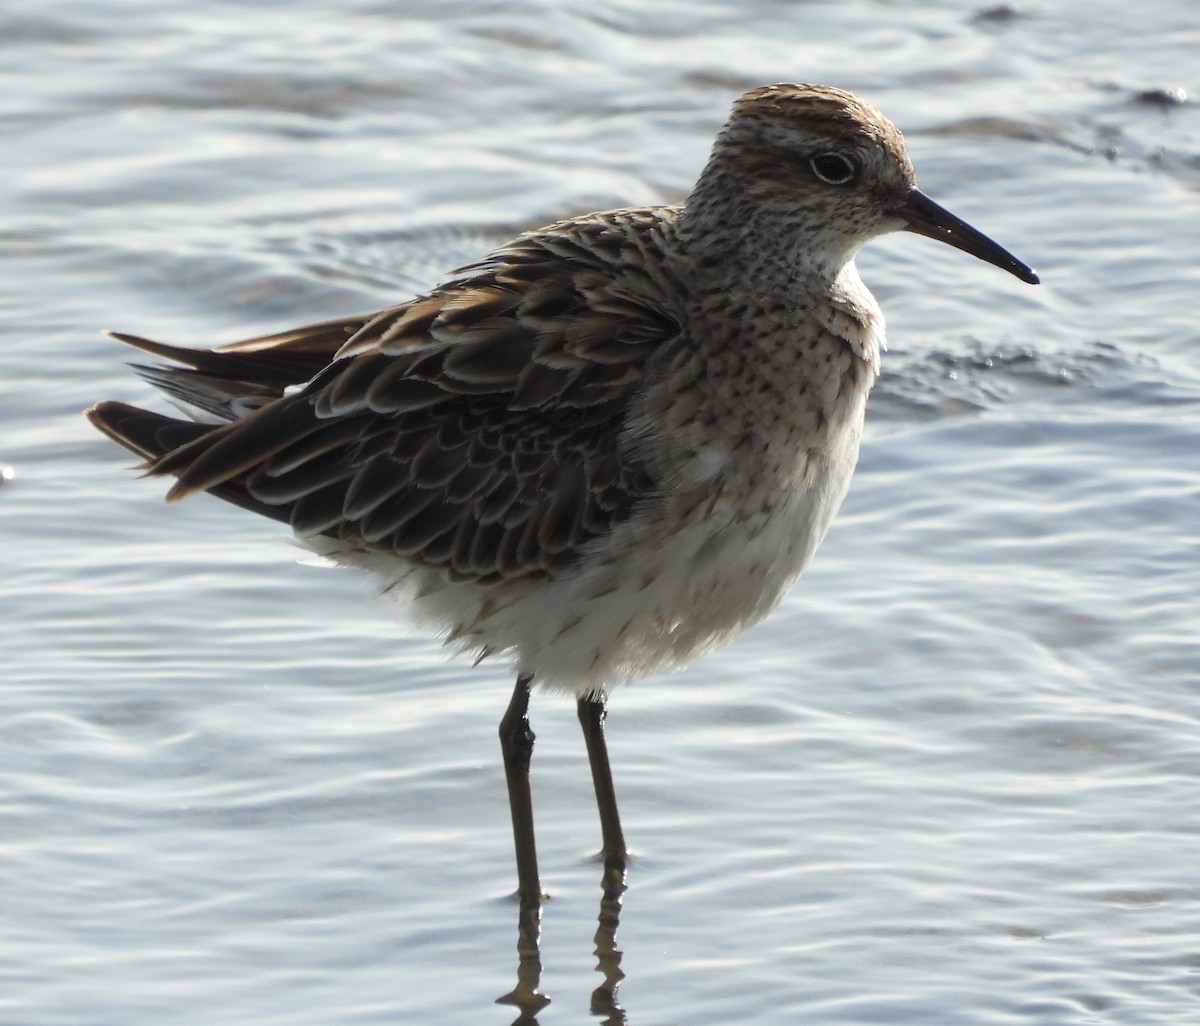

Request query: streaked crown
[{"left": 685, "top": 83, "right": 920, "bottom": 265}]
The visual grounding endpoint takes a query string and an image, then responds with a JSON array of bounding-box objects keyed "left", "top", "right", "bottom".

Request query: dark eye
[{"left": 809, "top": 152, "right": 857, "bottom": 185}]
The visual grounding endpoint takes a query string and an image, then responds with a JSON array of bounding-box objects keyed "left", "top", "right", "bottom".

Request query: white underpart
[{"left": 303, "top": 349, "right": 873, "bottom": 698}]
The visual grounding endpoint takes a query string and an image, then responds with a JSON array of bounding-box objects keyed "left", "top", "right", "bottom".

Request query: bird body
[
  {"left": 87, "top": 84, "right": 1037, "bottom": 903},
  {"left": 94, "top": 198, "right": 881, "bottom": 695},
  {"left": 314, "top": 201, "right": 883, "bottom": 694}
]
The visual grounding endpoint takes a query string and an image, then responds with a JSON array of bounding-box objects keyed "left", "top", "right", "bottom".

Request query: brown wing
[{"left": 89, "top": 213, "right": 683, "bottom": 583}]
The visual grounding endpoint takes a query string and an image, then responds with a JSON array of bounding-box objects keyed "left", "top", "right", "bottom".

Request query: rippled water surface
[{"left": 4, "top": 2, "right": 1199, "bottom": 1024}]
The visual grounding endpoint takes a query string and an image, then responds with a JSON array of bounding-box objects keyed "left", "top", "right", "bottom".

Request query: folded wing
[{"left": 88, "top": 217, "right": 682, "bottom": 584}]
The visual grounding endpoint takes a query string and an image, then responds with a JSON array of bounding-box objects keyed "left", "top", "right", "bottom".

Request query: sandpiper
[{"left": 87, "top": 84, "right": 1038, "bottom": 906}]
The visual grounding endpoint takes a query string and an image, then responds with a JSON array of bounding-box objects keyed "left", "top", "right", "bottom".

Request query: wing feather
[{"left": 92, "top": 209, "right": 684, "bottom": 582}]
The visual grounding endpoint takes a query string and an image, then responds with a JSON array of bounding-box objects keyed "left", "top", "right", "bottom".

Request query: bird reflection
[
  {"left": 496, "top": 861, "right": 629, "bottom": 1025},
  {"left": 587, "top": 861, "right": 628, "bottom": 1025},
  {"left": 495, "top": 902, "right": 551, "bottom": 1024}
]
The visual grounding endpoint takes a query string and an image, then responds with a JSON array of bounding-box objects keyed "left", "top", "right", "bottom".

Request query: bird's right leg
[
  {"left": 577, "top": 692, "right": 628, "bottom": 877},
  {"left": 499, "top": 672, "right": 544, "bottom": 906}
]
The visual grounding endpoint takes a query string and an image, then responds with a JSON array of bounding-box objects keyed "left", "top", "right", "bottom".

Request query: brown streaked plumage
[{"left": 87, "top": 84, "right": 1038, "bottom": 906}]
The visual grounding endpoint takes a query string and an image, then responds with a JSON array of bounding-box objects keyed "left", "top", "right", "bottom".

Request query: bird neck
[{"left": 674, "top": 197, "right": 858, "bottom": 298}]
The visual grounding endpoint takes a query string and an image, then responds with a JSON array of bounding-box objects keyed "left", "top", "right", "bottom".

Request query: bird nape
[{"left": 87, "top": 83, "right": 1038, "bottom": 908}]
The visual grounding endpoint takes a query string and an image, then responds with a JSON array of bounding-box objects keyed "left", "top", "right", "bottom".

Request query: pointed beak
[{"left": 900, "top": 189, "right": 1039, "bottom": 285}]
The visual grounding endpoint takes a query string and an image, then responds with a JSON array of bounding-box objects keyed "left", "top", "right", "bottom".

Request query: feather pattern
[
  {"left": 93, "top": 208, "right": 683, "bottom": 586},
  {"left": 87, "top": 84, "right": 1036, "bottom": 694}
]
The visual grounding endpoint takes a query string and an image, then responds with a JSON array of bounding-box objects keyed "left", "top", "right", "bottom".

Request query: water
[{"left": 4, "top": 1, "right": 1199, "bottom": 1023}]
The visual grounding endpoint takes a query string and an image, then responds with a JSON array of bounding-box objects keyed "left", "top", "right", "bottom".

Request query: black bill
[{"left": 900, "top": 189, "right": 1039, "bottom": 285}]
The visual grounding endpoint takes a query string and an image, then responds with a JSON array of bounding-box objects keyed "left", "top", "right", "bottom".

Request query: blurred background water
[{"left": 3, "top": 1, "right": 1199, "bottom": 1024}]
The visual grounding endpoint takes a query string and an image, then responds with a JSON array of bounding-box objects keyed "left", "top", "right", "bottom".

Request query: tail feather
[
  {"left": 105, "top": 315, "right": 367, "bottom": 385},
  {"left": 86, "top": 400, "right": 212, "bottom": 465},
  {"left": 103, "top": 316, "right": 368, "bottom": 424},
  {"left": 85, "top": 400, "right": 296, "bottom": 526},
  {"left": 88, "top": 318, "right": 371, "bottom": 522},
  {"left": 130, "top": 363, "right": 276, "bottom": 423},
  {"left": 152, "top": 396, "right": 324, "bottom": 502}
]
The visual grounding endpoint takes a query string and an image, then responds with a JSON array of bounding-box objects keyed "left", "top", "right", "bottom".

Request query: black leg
[
  {"left": 499, "top": 673, "right": 544, "bottom": 906},
  {"left": 577, "top": 693, "right": 628, "bottom": 869}
]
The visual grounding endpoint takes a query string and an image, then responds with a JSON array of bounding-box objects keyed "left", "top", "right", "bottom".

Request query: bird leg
[
  {"left": 499, "top": 673, "right": 544, "bottom": 906},
  {"left": 577, "top": 693, "right": 628, "bottom": 874}
]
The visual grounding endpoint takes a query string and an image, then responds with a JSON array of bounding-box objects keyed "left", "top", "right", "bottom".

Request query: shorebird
[{"left": 87, "top": 84, "right": 1038, "bottom": 906}]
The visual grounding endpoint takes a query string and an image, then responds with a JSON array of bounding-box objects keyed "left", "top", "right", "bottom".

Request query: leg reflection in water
[
  {"left": 495, "top": 902, "right": 551, "bottom": 1024},
  {"left": 588, "top": 862, "right": 628, "bottom": 1025},
  {"left": 496, "top": 863, "right": 629, "bottom": 1026}
]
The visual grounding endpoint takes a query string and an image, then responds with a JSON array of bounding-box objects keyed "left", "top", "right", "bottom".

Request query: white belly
[
  {"left": 326, "top": 411, "right": 864, "bottom": 696},
  {"left": 307, "top": 326, "right": 875, "bottom": 696}
]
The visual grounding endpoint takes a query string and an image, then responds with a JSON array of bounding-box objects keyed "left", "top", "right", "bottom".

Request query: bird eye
[{"left": 809, "top": 152, "right": 857, "bottom": 185}]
